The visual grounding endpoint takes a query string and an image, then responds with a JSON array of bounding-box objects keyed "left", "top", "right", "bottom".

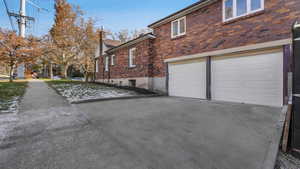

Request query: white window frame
[
  {"left": 111, "top": 55, "right": 115, "bottom": 66},
  {"left": 171, "top": 16, "right": 186, "bottom": 39},
  {"left": 129, "top": 48, "right": 136, "bottom": 68},
  {"left": 223, "top": 0, "right": 264, "bottom": 22},
  {"left": 105, "top": 56, "right": 109, "bottom": 72},
  {"left": 95, "top": 59, "right": 99, "bottom": 73}
]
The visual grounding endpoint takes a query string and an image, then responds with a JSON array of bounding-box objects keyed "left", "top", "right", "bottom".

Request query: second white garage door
[
  {"left": 169, "top": 59, "right": 206, "bottom": 99},
  {"left": 211, "top": 51, "right": 283, "bottom": 107}
]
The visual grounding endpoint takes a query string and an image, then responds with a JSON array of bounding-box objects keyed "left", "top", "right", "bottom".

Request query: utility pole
[
  {"left": 16, "top": 0, "right": 27, "bottom": 78},
  {"left": 3, "top": 0, "right": 47, "bottom": 78},
  {"left": 100, "top": 27, "right": 105, "bottom": 82},
  {"left": 19, "top": 0, "right": 26, "bottom": 38},
  {"left": 7, "top": 0, "right": 34, "bottom": 78}
]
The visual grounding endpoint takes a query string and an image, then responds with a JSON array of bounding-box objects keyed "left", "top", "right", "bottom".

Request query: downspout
[
  {"left": 93, "top": 58, "right": 96, "bottom": 82},
  {"left": 108, "top": 56, "right": 111, "bottom": 83},
  {"left": 99, "top": 29, "right": 105, "bottom": 82}
]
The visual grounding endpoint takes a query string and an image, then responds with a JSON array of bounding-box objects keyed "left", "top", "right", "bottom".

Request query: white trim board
[{"left": 164, "top": 39, "right": 291, "bottom": 63}]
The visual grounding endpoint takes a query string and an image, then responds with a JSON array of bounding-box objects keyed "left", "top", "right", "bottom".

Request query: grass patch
[
  {"left": 0, "top": 81, "right": 27, "bottom": 113},
  {"left": 0, "top": 81, "right": 28, "bottom": 101}
]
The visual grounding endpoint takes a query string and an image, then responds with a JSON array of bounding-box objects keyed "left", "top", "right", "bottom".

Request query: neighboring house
[
  {"left": 95, "top": 39, "right": 121, "bottom": 78},
  {"left": 96, "top": 33, "right": 158, "bottom": 90},
  {"left": 96, "top": 0, "right": 300, "bottom": 107}
]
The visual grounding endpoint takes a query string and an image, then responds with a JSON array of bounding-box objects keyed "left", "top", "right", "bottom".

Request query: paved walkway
[
  {"left": 0, "top": 80, "right": 89, "bottom": 169},
  {"left": 20, "top": 79, "right": 69, "bottom": 112},
  {"left": 0, "top": 80, "right": 284, "bottom": 169}
]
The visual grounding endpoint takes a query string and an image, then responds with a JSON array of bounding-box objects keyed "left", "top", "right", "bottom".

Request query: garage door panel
[
  {"left": 169, "top": 60, "right": 206, "bottom": 99},
  {"left": 212, "top": 51, "right": 283, "bottom": 107}
]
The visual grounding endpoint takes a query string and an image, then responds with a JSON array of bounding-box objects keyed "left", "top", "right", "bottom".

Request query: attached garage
[
  {"left": 211, "top": 50, "right": 283, "bottom": 107},
  {"left": 168, "top": 59, "right": 206, "bottom": 99},
  {"left": 167, "top": 49, "right": 284, "bottom": 107}
]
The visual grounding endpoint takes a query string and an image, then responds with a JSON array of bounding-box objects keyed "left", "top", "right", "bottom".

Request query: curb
[
  {"left": 262, "top": 105, "right": 288, "bottom": 169},
  {"left": 93, "top": 82, "right": 159, "bottom": 95},
  {"left": 45, "top": 80, "right": 165, "bottom": 105},
  {"left": 70, "top": 94, "right": 165, "bottom": 104}
]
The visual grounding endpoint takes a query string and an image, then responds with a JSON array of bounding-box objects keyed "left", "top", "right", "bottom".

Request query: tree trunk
[
  {"left": 64, "top": 65, "right": 68, "bottom": 79},
  {"left": 42, "top": 63, "right": 47, "bottom": 78},
  {"left": 9, "top": 65, "right": 14, "bottom": 83},
  {"left": 84, "top": 72, "right": 89, "bottom": 82},
  {"left": 61, "top": 64, "right": 69, "bottom": 79},
  {"left": 49, "top": 63, "right": 54, "bottom": 79}
]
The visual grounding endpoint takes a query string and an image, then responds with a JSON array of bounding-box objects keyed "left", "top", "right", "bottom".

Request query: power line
[
  {"left": 2, "top": 0, "right": 51, "bottom": 36},
  {"left": 2, "top": 0, "right": 16, "bottom": 32},
  {"left": 27, "top": 0, "right": 49, "bottom": 12}
]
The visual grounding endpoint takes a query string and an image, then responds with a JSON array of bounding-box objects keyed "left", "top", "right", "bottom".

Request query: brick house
[
  {"left": 96, "top": 33, "right": 161, "bottom": 90},
  {"left": 95, "top": 39, "right": 121, "bottom": 78},
  {"left": 96, "top": 0, "right": 300, "bottom": 107}
]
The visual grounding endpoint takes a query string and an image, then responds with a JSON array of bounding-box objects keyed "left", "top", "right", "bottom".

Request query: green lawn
[{"left": 0, "top": 81, "right": 28, "bottom": 113}]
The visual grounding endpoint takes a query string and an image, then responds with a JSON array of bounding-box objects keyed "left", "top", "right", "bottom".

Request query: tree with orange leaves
[
  {"left": 39, "top": 34, "right": 59, "bottom": 79},
  {"left": 76, "top": 18, "right": 98, "bottom": 82},
  {"left": 0, "top": 29, "right": 41, "bottom": 82},
  {"left": 50, "top": 0, "right": 82, "bottom": 78}
]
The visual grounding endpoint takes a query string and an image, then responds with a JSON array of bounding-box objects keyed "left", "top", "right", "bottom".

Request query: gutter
[
  {"left": 148, "top": 0, "right": 217, "bottom": 28},
  {"left": 106, "top": 33, "right": 156, "bottom": 53}
]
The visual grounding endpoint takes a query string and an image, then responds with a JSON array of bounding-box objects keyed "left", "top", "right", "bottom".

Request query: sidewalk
[
  {"left": 0, "top": 80, "right": 89, "bottom": 169},
  {"left": 20, "top": 79, "right": 69, "bottom": 112}
]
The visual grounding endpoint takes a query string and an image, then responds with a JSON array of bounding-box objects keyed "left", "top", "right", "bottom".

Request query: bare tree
[
  {"left": 109, "top": 28, "right": 152, "bottom": 43},
  {"left": 131, "top": 28, "right": 152, "bottom": 39},
  {"left": 103, "top": 29, "right": 116, "bottom": 40},
  {"left": 114, "top": 29, "right": 130, "bottom": 43}
]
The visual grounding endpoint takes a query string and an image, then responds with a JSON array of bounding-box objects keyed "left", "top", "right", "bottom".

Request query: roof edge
[
  {"left": 148, "top": 0, "right": 217, "bottom": 28},
  {"left": 107, "top": 33, "right": 156, "bottom": 53}
]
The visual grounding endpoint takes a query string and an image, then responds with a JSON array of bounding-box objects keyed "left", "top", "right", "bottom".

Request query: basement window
[
  {"left": 129, "top": 80, "right": 136, "bottom": 87},
  {"left": 223, "top": 0, "right": 264, "bottom": 21},
  {"left": 171, "top": 17, "right": 186, "bottom": 38}
]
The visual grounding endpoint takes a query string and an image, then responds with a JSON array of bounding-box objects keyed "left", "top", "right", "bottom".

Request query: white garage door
[
  {"left": 169, "top": 59, "right": 206, "bottom": 99},
  {"left": 211, "top": 51, "right": 283, "bottom": 107}
]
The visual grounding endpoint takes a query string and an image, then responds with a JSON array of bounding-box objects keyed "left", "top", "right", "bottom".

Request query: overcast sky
[{"left": 0, "top": 0, "right": 198, "bottom": 37}]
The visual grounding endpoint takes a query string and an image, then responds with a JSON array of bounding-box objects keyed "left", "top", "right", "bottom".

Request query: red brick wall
[
  {"left": 95, "top": 54, "right": 106, "bottom": 80},
  {"left": 151, "top": 0, "right": 300, "bottom": 77},
  {"left": 96, "top": 39, "right": 154, "bottom": 80}
]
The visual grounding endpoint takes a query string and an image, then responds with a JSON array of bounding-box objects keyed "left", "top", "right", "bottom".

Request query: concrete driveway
[
  {"left": 0, "top": 90, "right": 283, "bottom": 169},
  {"left": 77, "top": 97, "right": 283, "bottom": 169}
]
